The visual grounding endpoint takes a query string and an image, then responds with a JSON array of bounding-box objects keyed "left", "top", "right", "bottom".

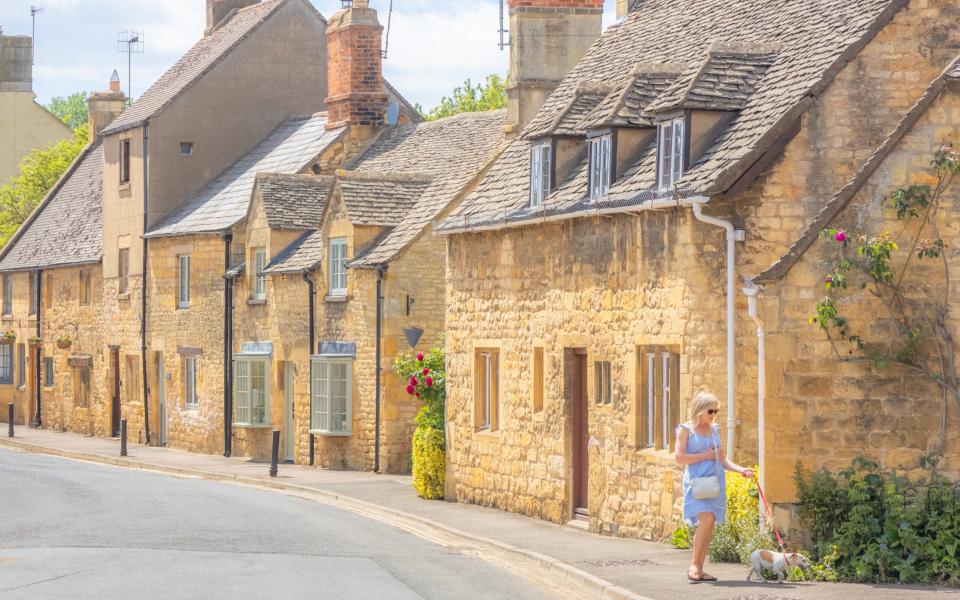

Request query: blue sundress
[{"left": 678, "top": 422, "right": 726, "bottom": 526}]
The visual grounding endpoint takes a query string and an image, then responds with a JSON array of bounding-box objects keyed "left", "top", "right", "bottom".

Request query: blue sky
[{"left": 0, "top": 0, "right": 618, "bottom": 111}]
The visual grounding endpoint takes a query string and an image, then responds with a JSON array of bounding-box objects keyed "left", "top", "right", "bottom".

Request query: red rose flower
[
  {"left": 422, "top": 368, "right": 430, "bottom": 375},
  {"left": 416, "top": 392, "right": 421, "bottom": 398},
  {"left": 409, "top": 376, "right": 418, "bottom": 386},
  {"left": 406, "top": 384, "right": 415, "bottom": 395},
  {"left": 417, "top": 352, "right": 424, "bottom": 361},
  {"left": 425, "top": 377, "right": 433, "bottom": 387}
]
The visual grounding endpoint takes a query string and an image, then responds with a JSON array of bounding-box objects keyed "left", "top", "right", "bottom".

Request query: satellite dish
[{"left": 386, "top": 102, "right": 400, "bottom": 126}]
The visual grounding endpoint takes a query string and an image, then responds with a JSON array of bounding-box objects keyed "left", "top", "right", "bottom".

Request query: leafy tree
[
  {"left": 46, "top": 91, "right": 89, "bottom": 129},
  {"left": 0, "top": 125, "right": 89, "bottom": 248},
  {"left": 421, "top": 74, "right": 508, "bottom": 121}
]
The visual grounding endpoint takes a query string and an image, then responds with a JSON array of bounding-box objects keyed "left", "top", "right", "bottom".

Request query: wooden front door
[
  {"left": 571, "top": 350, "right": 589, "bottom": 516},
  {"left": 111, "top": 348, "right": 121, "bottom": 437}
]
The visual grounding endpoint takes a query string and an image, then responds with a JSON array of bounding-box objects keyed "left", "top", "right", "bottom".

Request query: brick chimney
[
  {"left": 0, "top": 30, "right": 33, "bottom": 92},
  {"left": 87, "top": 70, "right": 127, "bottom": 139},
  {"left": 507, "top": 0, "right": 602, "bottom": 134},
  {"left": 324, "top": 0, "right": 388, "bottom": 130},
  {"left": 206, "top": 0, "right": 261, "bottom": 35}
]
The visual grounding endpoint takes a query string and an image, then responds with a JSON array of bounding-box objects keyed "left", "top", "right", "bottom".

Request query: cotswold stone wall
[
  {"left": 763, "top": 85, "right": 960, "bottom": 513},
  {"left": 443, "top": 0, "right": 960, "bottom": 540}
]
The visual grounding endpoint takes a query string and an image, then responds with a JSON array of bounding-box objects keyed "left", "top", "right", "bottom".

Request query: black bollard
[
  {"left": 120, "top": 418, "right": 127, "bottom": 457},
  {"left": 7, "top": 402, "right": 13, "bottom": 438},
  {"left": 309, "top": 432, "right": 315, "bottom": 466},
  {"left": 269, "top": 429, "right": 280, "bottom": 477}
]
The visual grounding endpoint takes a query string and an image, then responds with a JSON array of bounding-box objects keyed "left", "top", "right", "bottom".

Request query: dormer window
[
  {"left": 588, "top": 134, "right": 612, "bottom": 202},
  {"left": 657, "top": 117, "right": 685, "bottom": 190},
  {"left": 529, "top": 141, "right": 552, "bottom": 208}
]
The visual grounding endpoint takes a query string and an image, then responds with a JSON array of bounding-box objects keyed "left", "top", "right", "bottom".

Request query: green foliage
[
  {"left": 670, "top": 524, "right": 692, "bottom": 549},
  {"left": 394, "top": 337, "right": 445, "bottom": 429},
  {"left": 0, "top": 125, "right": 89, "bottom": 248},
  {"left": 707, "top": 468, "right": 772, "bottom": 564},
  {"left": 795, "top": 458, "right": 960, "bottom": 584},
  {"left": 421, "top": 75, "right": 507, "bottom": 121},
  {"left": 46, "top": 91, "right": 89, "bottom": 130},
  {"left": 412, "top": 426, "right": 445, "bottom": 499}
]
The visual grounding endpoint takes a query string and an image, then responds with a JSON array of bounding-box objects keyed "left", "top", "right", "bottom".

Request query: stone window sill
[
  {"left": 324, "top": 294, "right": 348, "bottom": 304},
  {"left": 248, "top": 298, "right": 266, "bottom": 306},
  {"left": 118, "top": 183, "right": 131, "bottom": 192},
  {"left": 177, "top": 304, "right": 190, "bottom": 311},
  {"left": 474, "top": 428, "right": 501, "bottom": 441},
  {"left": 117, "top": 293, "right": 130, "bottom": 301},
  {"left": 637, "top": 446, "right": 680, "bottom": 465},
  {"left": 232, "top": 422, "right": 272, "bottom": 430},
  {"left": 309, "top": 429, "right": 351, "bottom": 437}
]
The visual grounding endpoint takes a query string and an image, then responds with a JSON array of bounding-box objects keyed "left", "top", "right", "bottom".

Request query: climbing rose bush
[{"left": 395, "top": 338, "right": 446, "bottom": 499}]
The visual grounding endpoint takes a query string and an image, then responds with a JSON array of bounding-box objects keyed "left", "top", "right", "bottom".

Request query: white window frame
[
  {"left": 588, "top": 134, "right": 613, "bottom": 202},
  {"left": 657, "top": 117, "right": 686, "bottom": 191},
  {"left": 234, "top": 355, "right": 270, "bottom": 427},
  {"left": 328, "top": 238, "right": 348, "bottom": 296},
  {"left": 529, "top": 141, "right": 552, "bottom": 208},
  {"left": 177, "top": 254, "right": 190, "bottom": 308},
  {"left": 594, "top": 360, "right": 611, "bottom": 404},
  {"left": 252, "top": 247, "right": 267, "bottom": 300},
  {"left": 310, "top": 356, "right": 353, "bottom": 436},
  {"left": 184, "top": 356, "right": 198, "bottom": 408},
  {"left": 118, "top": 248, "right": 130, "bottom": 295}
]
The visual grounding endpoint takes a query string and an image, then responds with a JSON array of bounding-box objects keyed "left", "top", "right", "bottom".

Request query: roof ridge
[{"left": 337, "top": 170, "right": 434, "bottom": 183}]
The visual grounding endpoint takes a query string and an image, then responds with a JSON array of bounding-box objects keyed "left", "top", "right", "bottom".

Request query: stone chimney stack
[
  {"left": 206, "top": 0, "right": 261, "bottom": 36},
  {"left": 506, "top": 0, "right": 602, "bottom": 135},
  {"left": 324, "top": 0, "right": 388, "bottom": 130},
  {"left": 87, "top": 70, "right": 127, "bottom": 139},
  {"left": 616, "top": 0, "right": 640, "bottom": 19},
  {"left": 0, "top": 31, "right": 33, "bottom": 92}
]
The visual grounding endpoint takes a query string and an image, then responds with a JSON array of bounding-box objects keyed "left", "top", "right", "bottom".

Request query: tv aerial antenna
[
  {"left": 498, "top": 0, "right": 509, "bottom": 51},
  {"left": 117, "top": 31, "right": 144, "bottom": 103},
  {"left": 30, "top": 6, "right": 44, "bottom": 59},
  {"left": 381, "top": 0, "right": 394, "bottom": 59}
]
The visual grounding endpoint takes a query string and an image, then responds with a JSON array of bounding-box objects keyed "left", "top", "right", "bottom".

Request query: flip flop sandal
[{"left": 699, "top": 574, "right": 718, "bottom": 581}]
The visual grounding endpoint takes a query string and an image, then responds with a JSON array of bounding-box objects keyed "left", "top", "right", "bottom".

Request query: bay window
[
  {"left": 311, "top": 357, "right": 352, "bottom": 435},
  {"left": 234, "top": 355, "right": 269, "bottom": 426}
]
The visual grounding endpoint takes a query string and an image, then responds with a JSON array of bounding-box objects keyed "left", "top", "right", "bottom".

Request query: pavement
[
  {"left": 0, "top": 451, "right": 558, "bottom": 600},
  {"left": 1, "top": 426, "right": 958, "bottom": 600}
]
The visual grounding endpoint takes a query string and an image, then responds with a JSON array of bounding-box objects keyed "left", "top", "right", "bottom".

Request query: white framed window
[
  {"left": 120, "top": 139, "right": 131, "bottom": 184},
  {"left": 177, "top": 254, "right": 190, "bottom": 308},
  {"left": 234, "top": 355, "right": 269, "bottom": 426},
  {"left": 474, "top": 348, "right": 499, "bottom": 431},
  {"left": 328, "top": 238, "right": 348, "bottom": 296},
  {"left": 252, "top": 247, "right": 267, "bottom": 300},
  {"left": 639, "top": 347, "right": 680, "bottom": 450},
  {"left": 529, "top": 141, "right": 552, "bottom": 208},
  {"left": 118, "top": 248, "right": 130, "bottom": 295},
  {"left": 594, "top": 360, "right": 611, "bottom": 404},
  {"left": 310, "top": 357, "right": 352, "bottom": 435},
  {"left": 657, "top": 117, "right": 685, "bottom": 190},
  {"left": 184, "top": 356, "right": 197, "bottom": 408},
  {"left": 588, "top": 134, "right": 613, "bottom": 202},
  {"left": 44, "top": 356, "right": 54, "bottom": 388},
  {"left": 79, "top": 270, "right": 91, "bottom": 306}
]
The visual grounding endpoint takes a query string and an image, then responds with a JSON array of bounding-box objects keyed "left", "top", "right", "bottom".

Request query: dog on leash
[{"left": 747, "top": 549, "right": 809, "bottom": 583}]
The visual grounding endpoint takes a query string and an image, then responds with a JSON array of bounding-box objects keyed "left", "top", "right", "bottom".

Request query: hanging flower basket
[
  {"left": 56, "top": 336, "right": 72, "bottom": 350},
  {"left": 27, "top": 336, "right": 43, "bottom": 348},
  {"left": 0, "top": 331, "right": 15, "bottom": 345}
]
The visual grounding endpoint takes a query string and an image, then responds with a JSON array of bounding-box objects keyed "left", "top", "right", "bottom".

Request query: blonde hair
[{"left": 688, "top": 391, "right": 719, "bottom": 424}]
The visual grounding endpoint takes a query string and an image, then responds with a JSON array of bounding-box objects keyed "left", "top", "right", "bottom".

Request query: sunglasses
[{"left": 706, "top": 409, "right": 720, "bottom": 415}]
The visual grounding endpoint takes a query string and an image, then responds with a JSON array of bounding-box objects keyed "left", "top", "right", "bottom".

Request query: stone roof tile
[
  {"left": 338, "top": 172, "right": 432, "bottom": 227},
  {"left": 257, "top": 173, "right": 333, "bottom": 230}
]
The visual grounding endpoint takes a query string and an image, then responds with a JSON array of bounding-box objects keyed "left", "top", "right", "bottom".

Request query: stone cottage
[
  {"left": 437, "top": 0, "right": 960, "bottom": 540},
  {"left": 0, "top": 28, "right": 72, "bottom": 185}
]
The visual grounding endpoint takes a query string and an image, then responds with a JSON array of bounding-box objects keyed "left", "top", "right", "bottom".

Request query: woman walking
[{"left": 675, "top": 391, "right": 754, "bottom": 582}]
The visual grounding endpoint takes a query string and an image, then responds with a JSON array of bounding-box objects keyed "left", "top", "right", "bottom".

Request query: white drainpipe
[
  {"left": 691, "top": 201, "right": 740, "bottom": 461},
  {"left": 743, "top": 283, "right": 765, "bottom": 527}
]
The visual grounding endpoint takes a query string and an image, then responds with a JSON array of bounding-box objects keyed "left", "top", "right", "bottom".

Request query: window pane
[
  {"left": 0, "top": 345, "right": 12, "bottom": 384},
  {"left": 541, "top": 145, "right": 551, "bottom": 198},
  {"left": 646, "top": 353, "right": 655, "bottom": 447},
  {"left": 672, "top": 119, "right": 684, "bottom": 183},
  {"left": 332, "top": 362, "right": 348, "bottom": 432},
  {"left": 530, "top": 146, "right": 541, "bottom": 207},
  {"left": 660, "top": 124, "right": 673, "bottom": 189},
  {"left": 235, "top": 360, "right": 249, "bottom": 423},
  {"left": 44, "top": 357, "right": 53, "bottom": 387},
  {"left": 251, "top": 360, "right": 266, "bottom": 424}
]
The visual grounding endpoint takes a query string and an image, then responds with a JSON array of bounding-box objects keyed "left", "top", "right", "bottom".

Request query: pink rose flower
[
  {"left": 406, "top": 384, "right": 415, "bottom": 395},
  {"left": 834, "top": 230, "right": 846, "bottom": 243},
  {"left": 425, "top": 377, "right": 434, "bottom": 387},
  {"left": 417, "top": 352, "right": 424, "bottom": 361}
]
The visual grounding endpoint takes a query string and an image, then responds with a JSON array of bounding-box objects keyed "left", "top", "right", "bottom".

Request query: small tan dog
[{"left": 747, "top": 549, "right": 809, "bottom": 583}]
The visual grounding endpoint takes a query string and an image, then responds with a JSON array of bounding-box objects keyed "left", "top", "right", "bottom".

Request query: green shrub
[
  {"left": 795, "top": 458, "right": 960, "bottom": 584},
  {"left": 671, "top": 524, "right": 692, "bottom": 549},
  {"left": 707, "top": 467, "right": 772, "bottom": 564},
  {"left": 412, "top": 426, "right": 445, "bottom": 499}
]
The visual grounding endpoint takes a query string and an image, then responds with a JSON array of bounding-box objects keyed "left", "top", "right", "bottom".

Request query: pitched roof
[
  {"left": 753, "top": 56, "right": 960, "bottom": 284},
  {"left": 263, "top": 229, "right": 322, "bottom": 274},
  {"left": 0, "top": 140, "right": 103, "bottom": 272},
  {"left": 145, "top": 114, "right": 345, "bottom": 238},
  {"left": 101, "top": 0, "right": 289, "bottom": 136},
  {"left": 256, "top": 173, "right": 333, "bottom": 230},
  {"left": 577, "top": 63, "right": 683, "bottom": 130},
  {"left": 337, "top": 172, "right": 432, "bottom": 227},
  {"left": 346, "top": 109, "right": 508, "bottom": 267},
  {"left": 643, "top": 42, "right": 780, "bottom": 113},
  {"left": 536, "top": 85, "right": 611, "bottom": 138},
  {"left": 443, "top": 0, "right": 905, "bottom": 232}
]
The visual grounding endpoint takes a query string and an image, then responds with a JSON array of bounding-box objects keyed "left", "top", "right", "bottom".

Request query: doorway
[
  {"left": 156, "top": 351, "right": 167, "bottom": 446},
  {"left": 110, "top": 347, "right": 121, "bottom": 437},
  {"left": 284, "top": 363, "right": 295, "bottom": 462},
  {"left": 570, "top": 349, "right": 589, "bottom": 521}
]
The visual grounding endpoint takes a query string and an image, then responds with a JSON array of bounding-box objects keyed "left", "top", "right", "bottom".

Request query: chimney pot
[
  {"left": 88, "top": 71, "right": 127, "bottom": 139},
  {"left": 109, "top": 69, "right": 121, "bottom": 93}
]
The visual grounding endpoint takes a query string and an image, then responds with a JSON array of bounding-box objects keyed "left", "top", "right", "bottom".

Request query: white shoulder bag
[{"left": 690, "top": 434, "right": 722, "bottom": 500}]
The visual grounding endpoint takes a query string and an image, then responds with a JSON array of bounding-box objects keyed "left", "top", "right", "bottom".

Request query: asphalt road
[{"left": 0, "top": 449, "right": 559, "bottom": 600}]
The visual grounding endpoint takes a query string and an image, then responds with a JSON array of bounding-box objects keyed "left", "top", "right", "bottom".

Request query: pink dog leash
[{"left": 755, "top": 477, "right": 786, "bottom": 552}]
